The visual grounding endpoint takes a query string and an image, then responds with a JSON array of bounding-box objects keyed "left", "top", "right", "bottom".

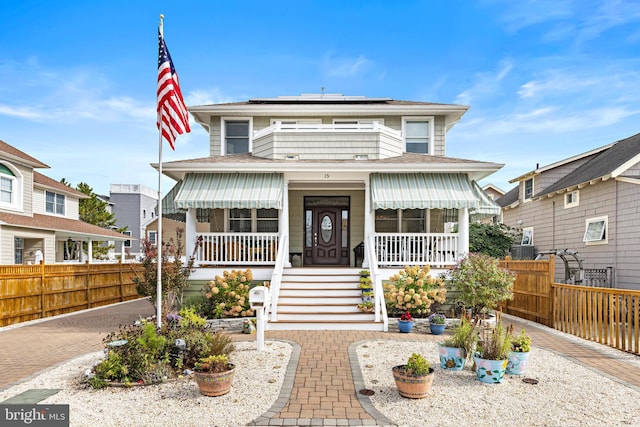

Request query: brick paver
[{"left": 1, "top": 301, "right": 639, "bottom": 426}]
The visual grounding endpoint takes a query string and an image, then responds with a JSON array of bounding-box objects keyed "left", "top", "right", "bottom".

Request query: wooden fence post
[
  {"left": 548, "top": 255, "right": 555, "bottom": 328},
  {"left": 86, "top": 261, "right": 91, "bottom": 309},
  {"left": 40, "top": 262, "right": 46, "bottom": 319}
]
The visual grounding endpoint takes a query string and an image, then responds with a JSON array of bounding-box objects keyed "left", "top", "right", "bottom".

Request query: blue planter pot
[
  {"left": 437, "top": 345, "right": 466, "bottom": 370},
  {"left": 473, "top": 354, "right": 508, "bottom": 384},
  {"left": 506, "top": 351, "right": 530, "bottom": 375},
  {"left": 398, "top": 320, "right": 414, "bottom": 333},
  {"left": 429, "top": 323, "right": 446, "bottom": 335}
]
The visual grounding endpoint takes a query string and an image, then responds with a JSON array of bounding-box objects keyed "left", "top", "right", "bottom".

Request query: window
[
  {"left": 148, "top": 231, "right": 157, "bottom": 245},
  {"left": 401, "top": 209, "right": 425, "bottom": 233},
  {"left": 524, "top": 178, "right": 534, "bottom": 201},
  {"left": 0, "top": 163, "right": 20, "bottom": 209},
  {"left": 584, "top": 216, "right": 607, "bottom": 244},
  {"left": 230, "top": 209, "right": 279, "bottom": 232},
  {"left": 521, "top": 228, "right": 533, "bottom": 246},
  {"left": 143, "top": 209, "right": 146, "bottom": 219},
  {"left": 123, "top": 230, "right": 132, "bottom": 248},
  {"left": 45, "top": 191, "right": 65, "bottom": 215},
  {"left": 14, "top": 237, "right": 23, "bottom": 264},
  {"left": 223, "top": 119, "right": 251, "bottom": 154},
  {"left": 375, "top": 209, "right": 399, "bottom": 232},
  {"left": 565, "top": 190, "right": 579, "bottom": 208},
  {"left": 402, "top": 117, "right": 433, "bottom": 154}
]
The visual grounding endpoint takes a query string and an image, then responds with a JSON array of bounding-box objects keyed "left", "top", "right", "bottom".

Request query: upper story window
[
  {"left": 584, "top": 216, "right": 607, "bottom": 245},
  {"left": 45, "top": 191, "right": 65, "bottom": 215},
  {"left": 524, "top": 178, "right": 534, "bottom": 201},
  {"left": 0, "top": 163, "right": 21, "bottom": 210},
  {"left": 123, "top": 230, "right": 132, "bottom": 247},
  {"left": 402, "top": 116, "right": 433, "bottom": 154},
  {"left": 565, "top": 190, "right": 579, "bottom": 208},
  {"left": 222, "top": 118, "right": 252, "bottom": 155},
  {"left": 148, "top": 230, "right": 157, "bottom": 245}
]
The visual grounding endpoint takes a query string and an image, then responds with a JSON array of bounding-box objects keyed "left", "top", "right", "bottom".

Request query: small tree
[
  {"left": 132, "top": 228, "right": 196, "bottom": 318},
  {"left": 444, "top": 252, "right": 515, "bottom": 316}
]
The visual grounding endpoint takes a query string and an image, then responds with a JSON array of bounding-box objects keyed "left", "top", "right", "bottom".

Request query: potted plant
[
  {"left": 357, "top": 301, "right": 374, "bottom": 313},
  {"left": 391, "top": 353, "right": 434, "bottom": 399},
  {"left": 193, "top": 354, "right": 236, "bottom": 396},
  {"left": 473, "top": 321, "right": 511, "bottom": 384},
  {"left": 428, "top": 313, "right": 446, "bottom": 335},
  {"left": 359, "top": 270, "right": 373, "bottom": 302},
  {"left": 443, "top": 253, "right": 515, "bottom": 322},
  {"left": 438, "top": 315, "right": 478, "bottom": 371},
  {"left": 398, "top": 310, "right": 414, "bottom": 333},
  {"left": 506, "top": 327, "right": 531, "bottom": 375}
]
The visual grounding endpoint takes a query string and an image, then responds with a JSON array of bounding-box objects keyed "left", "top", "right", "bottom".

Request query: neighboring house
[
  {"left": 497, "top": 132, "right": 640, "bottom": 290},
  {"left": 0, "top": 140, "right": 129, "bottom": 264},
  {"left": 109, "top": 184, "right": 158, "bottom": 260},
  {"left": 482, "top": 184, "right": 505, "bottom": 201},
  {"left": 158, "top": 94, "right": 503, "bottom": 330}
]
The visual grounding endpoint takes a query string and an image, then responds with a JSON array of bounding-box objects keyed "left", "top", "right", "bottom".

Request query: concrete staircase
[{"left": 267, "top": 267, "right": 385, "bottom": 331}]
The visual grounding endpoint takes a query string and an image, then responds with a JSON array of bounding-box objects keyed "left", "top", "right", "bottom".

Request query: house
[
  {"left": 482, "top": 184, "right": 505, "bottom": 201},
  {"left": 109, "top": 184, "right": 158, "bottom": 260},
  {"left": 158, "top": 94, "right": 503, "bottom": 330},
  {"left": 497, "top": 132, "right": 640, "bottom": 290},
  {"left": 0, "top": 140, "right": 129, "bottom": 264}
]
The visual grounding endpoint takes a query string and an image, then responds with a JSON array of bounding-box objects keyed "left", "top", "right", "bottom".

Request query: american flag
[{"left": 157, "top": 29, "right": 190, "bottom": 150}]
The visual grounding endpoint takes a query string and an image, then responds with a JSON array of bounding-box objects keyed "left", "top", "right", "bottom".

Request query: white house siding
[
  {"left": 0, "top": 226, "right": 55, "bottom": 264},
  {"left": 66, "top": 197, "right": 80, "bottom": 220},
  {"left": 614, "top": 179, "right": 640, "bottom": 290},
  {"left": 288, "top": 188, "right": 365, "bottom": 266}
]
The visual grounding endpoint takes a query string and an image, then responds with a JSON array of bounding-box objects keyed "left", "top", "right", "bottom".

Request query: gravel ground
[
  {"left": 2, "top": 328, "right": 640, "bottom": 427},
  {"left": 0, "top": 341, "right": 292, "bottom": 427},
  {"left": 356, "top": 340, "right": 640, "bottom": 427}
]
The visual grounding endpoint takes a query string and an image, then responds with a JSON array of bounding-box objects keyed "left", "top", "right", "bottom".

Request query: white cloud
[
  {"left": 455, "top": 61, "right": 513, "bottom": 105},
  {"left": 322, "top": 52, "right": 373, "bottom": 78}
]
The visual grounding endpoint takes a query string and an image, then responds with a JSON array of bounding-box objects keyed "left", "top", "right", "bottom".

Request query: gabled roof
[
  {"left": 495, "top": 186, "right": 519, "bottom": 208},
  {"left": 536, "top": 132, "right": 640, "bottom": 198},
  {"left": 0, "top": 139, "right": 49, "bottom": 169},
  {"left": 33, "top": 172, "right": 88, "bottom": 199},
  {"left": 0, "top": 211, "right": 128, "bottom": 241}
]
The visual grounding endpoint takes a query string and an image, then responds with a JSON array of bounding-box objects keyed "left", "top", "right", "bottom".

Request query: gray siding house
[
  {"left": 109, "top": 184, "right": 158, "bottom": 260},
  {"left": 497, "top": 132, "right": 640, "bottom": 290}
]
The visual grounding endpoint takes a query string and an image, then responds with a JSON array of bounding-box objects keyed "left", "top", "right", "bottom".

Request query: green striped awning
[
  {"left": 370, "top": 173, "right": 501, "bottom": 217},
  {"left": 174, "top": 173, "right": 283, "bottom": 210},
  {"left": 161, "top": 180, "right": 184, "bottom": 215}
]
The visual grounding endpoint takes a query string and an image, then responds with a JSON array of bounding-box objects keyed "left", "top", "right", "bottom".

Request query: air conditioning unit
[{"left": 510, "top": 245, "right": 537, "bottom": 260}]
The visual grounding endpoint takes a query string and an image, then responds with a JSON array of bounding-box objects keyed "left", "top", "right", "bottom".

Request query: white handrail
[
  {"left": 366, "top": 233, "right": 388, "bottom": 331},
  {"left": 267, "top": 233, "right": 288, "bottom": 322}
]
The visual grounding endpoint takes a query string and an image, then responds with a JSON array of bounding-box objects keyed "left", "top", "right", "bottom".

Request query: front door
[{"left": 304, "top": 197, "right": 350, "bottom": 266}]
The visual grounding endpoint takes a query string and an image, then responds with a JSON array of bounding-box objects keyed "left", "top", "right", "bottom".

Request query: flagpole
[{"left": 156, "top": 14, "right": 165, "bottom": 328}]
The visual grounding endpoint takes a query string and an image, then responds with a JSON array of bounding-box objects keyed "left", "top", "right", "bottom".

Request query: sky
[{"left": 1, "top": 0, "right": 639, "bottom": 197}]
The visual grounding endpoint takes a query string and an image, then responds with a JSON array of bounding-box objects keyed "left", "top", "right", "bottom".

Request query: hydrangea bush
[
  {"left": 203, "top": 269, "right": 255, "bottom": 318},
  {"left": 384, "top": 265, "right": 447, "bottom": 318}
]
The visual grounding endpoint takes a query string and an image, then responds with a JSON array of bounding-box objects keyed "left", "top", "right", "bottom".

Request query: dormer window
[
  {"left": 402, "top": 117, "right": 433, "bottom": 154},
  {"left": 45, "top": 191, "right": 65, "bottom": 215},
  {"left": 0, "top": 163, "right": 21, "bottom": 210},
  {"left": 222, "top": 118, "right": 252, "bottom": 154},
  {"left": 524, "top": 178, "right": 534, "bottom": 201}
]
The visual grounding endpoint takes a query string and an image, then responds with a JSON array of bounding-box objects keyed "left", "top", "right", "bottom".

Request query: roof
[
  {"left": 0, "top": 211, "right": 128, "bottom": 241},
  {"left": 33, "top": 172, "right": 88, "bottom": 198},
  {"left": 536, "top": 132, "right": 640, "bottom": 198},
  {"left": 0, "top": 139, "right": 49, "bottom": 169},
  {"left": 153, "top": 153, "right": 503, "bottom": 183},
  {"left": 495, "top": 186, "right": 519, "bottom": 208}
]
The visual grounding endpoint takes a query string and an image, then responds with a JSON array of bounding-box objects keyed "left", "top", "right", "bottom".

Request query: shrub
[
  {"left": 404, "top": 353, "right": 430, "bottom": 376},
  {"left": 202, "top": 269, "right": 255, "bottom": 318},
  {"left": 384, "top": 265, "right": 447, "bottom": 317}
]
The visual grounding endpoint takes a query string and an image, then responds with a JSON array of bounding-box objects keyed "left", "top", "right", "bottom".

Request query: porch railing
[
  {"left": 374, "top": 233, "right": 459, "bottom": 267},
  {"left": 252, "top": 121, "right": 402, "bottom": 140},
  {"left": 195, "top": 233, "right": 279, "bottom": 265},
  {"left": 267, "top": 234, "right": 287, "bottom": 322}
]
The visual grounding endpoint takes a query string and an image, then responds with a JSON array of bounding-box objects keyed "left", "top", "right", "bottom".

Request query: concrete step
[
  {"left": 277, "top": 302, "right": 361, "bottom": 313},
  {"left": 267, "top": 319, "right": 384, "bottom": 331},
  {"left": 278, "top": 288, "right": 361, "bottom": 298}
]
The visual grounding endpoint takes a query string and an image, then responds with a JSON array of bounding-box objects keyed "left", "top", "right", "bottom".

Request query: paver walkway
[{"left": 1, "top": 299, "right": 639, "bottom": 426}]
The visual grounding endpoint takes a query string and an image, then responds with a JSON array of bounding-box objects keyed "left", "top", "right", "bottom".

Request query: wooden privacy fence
[
  {"left": 498, "top": 257, "right": 640, "bottom": 356},
  {"left": 0, "top": 262, "right": 144, "bottom": 327}
]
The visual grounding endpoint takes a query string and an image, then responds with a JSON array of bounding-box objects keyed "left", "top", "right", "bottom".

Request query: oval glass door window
[{"left": 321, "top": 215, "right": 333, "bottom": 243}]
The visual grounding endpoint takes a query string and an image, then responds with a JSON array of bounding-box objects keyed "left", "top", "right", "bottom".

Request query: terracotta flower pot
[
  {"left": 392, "top": 365, "right": 435, "bottom": 399},
  {"left": 194, "top": 363, "right": 236, "bottom": 396}
]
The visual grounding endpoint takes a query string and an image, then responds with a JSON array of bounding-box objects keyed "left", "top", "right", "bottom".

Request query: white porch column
[
  {"left": 457, "top": 207, "right": 470, "bottom": 258},
  {"left": 121, "top": 241, "right": 125, "bottom": 262},
  {"left": 280, "top": 181, "right": 291, "bottom": 267},
  {"left": 88, "top": 239, "right": 93, "bottom": 264},
  {"left": 362, "top": 179, "right": 372, "bottom": 268},
  {"left": 185, "top": 208, "right": 197, "bottom": 262}
]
